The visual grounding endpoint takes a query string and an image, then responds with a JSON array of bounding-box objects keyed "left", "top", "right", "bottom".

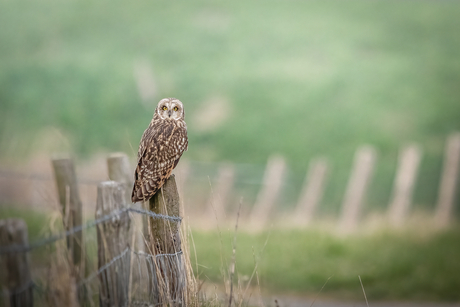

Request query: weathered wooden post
[
  {"left": 435, "top": 133, "right": 460, "bottom": 226},
  {"left": 249, "top": 155, "right": 286, "bottom": 231},
  {"left": 107, "top": 152, "right": 144, "bottom": 244},
  {"left": 146, "top": 175, "right": 185, "bottom": 305},
  {"left": 388, "top": 144, "right": 422, "bottom": 227},
  {"left": 205, "top": 163, "right": 235, "bottom": 223},
  {"left": 0, "top": 219, "right": 33, "bottom": 307},
  {"left": 107, "top": 153, "right": 133, "bottom": 205},
  {"left": 338, "top": 146, "right": 377, "bottom": 233},
  {"left": 294, "top": 158, "right": 329, "bottom": 225},
  {"left": 51, "top": 157, "right": 83, "bottom": 273},
  {"left": 96, "top": 181, "right": 131, "bottom": 307},
  {"left": 107, "top": 152, "right": 146, "bottom": 304}
]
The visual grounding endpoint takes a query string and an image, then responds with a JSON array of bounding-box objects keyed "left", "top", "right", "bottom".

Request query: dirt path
[
  {"left": 258, "top": 294, "right": 460, "bottom": 307},
  {"left": 201, "top": 282, "right": 459, "bottom": 307}
]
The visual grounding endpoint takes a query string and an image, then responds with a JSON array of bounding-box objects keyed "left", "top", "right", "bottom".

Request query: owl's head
[{"left": 155, "top": 98, "right": 185, "bottom": 121}]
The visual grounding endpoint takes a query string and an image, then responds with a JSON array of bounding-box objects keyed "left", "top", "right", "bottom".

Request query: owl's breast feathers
[{"left": 131, "top": 119, "right": 188, "bottom": 203}]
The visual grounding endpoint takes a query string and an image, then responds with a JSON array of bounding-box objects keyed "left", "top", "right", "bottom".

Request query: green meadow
[
  {"left": 1, "top": 1, "right": 460, "bottom": 214},
  {"left": 191, "top": 228, "right": 460, "bottom": 301}
]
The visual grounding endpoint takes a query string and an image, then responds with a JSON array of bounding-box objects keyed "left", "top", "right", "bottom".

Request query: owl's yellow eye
[
  {"left": 162, "top": 106, "right": 168, "bottom": 111},
  {"left": 173, "top": 107, "right": 178, "bottom": 111}
]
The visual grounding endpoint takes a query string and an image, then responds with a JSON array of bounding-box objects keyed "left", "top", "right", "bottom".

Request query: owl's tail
[{"left": 131, "top": 179, "right": 163, "bottom": 203}]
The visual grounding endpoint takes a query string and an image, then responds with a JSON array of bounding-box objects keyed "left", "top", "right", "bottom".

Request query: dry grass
[
  {"left": 195, "top": 187, "right": 271, "bottom": 307},
  {"left": 40, "top": 211, "right": 82, "bottom": 307},
  {"left": 0, "top": 200, "right": 213, "bottom": 306}
]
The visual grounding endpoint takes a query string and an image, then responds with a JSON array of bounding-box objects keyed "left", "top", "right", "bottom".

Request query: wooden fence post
[
  {"left": 51, "top": 157, "right": 83, "bottom": 274},
  {"left": 96, "top": 181, "right": 131, "bottom": 307},
  {"left": 0, "top": 219, "right": 33, "bottom": 307},
  {"left": 107, "top": 153, "right": 133, "bottom": 205},
  {"left": 147, "top": 175, "right": 185, "bottom": 304},
  {"left": 388, "top": 144, "right": 422, "bottom": 227},
  {"left": 338, "top": 146, "right": 377, "bottom": 233},
  {"left": 106, "top": 152, "right": 147, "bottom": 304},
  {"left": 107, "top": 152, "right": 145, "bottom": 247},
  {"left": 435, "top": 133, "right": 460, "bottom": 226},
  {"left": 294, "top": 158, "right": 329, "bottom": 225},
  {"left": 249, "top": 155, "right": 286, "bottom": 231},
  {"left": 205, "top": 163, "right": 235, "bottom": 223}
]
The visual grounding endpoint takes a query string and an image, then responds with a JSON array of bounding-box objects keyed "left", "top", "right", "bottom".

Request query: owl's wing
[
  {"left": 131, "top": 123, "right": 187, "bottom": 203},
  {"left": 132, "top": 124, "right": 169, "bottom": 202},
  {"left": 173, "top": 124, "right": 188, "bottom": 168}
]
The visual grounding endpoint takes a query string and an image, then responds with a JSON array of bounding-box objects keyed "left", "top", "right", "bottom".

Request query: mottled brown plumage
[{"left": 132, "top": 98, "right": 188, "bottom": 203}]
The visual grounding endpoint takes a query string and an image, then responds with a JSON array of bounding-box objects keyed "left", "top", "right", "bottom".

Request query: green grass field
[
  {"left": 1, "top": 0, "right": 460, "bottom": 214},
  {"left": 191, "top": 227, "right": 460, "bottom": 302}
]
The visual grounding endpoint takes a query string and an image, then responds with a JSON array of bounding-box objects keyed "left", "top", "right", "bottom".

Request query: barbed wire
[
  {"left": 0, "top": 206, "right": 182, "bottom": 255},
  {"left": 131, "top": 249, "right": 183, "bottom": 259},
  {"left": 128, "top": 207, "right": 182, "bottom": 223},
  {"left": 78, "top": 247, "right": 130, "bottom": 286},
  {"left": 79, "top": 247, "right": 183, "bottom": 287},
  {"left": 0, "top": 207, "right": 129, "bottom": 255},
  {"left": 0, "top": 166, "right": 190, "bottom": 304},
  {"left": 0, "top": 179, "right": 186, "bottom": 304}
]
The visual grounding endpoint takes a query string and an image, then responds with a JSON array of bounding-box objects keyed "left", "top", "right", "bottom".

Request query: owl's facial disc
[{"left": 156, "top": 98, "right": 184, "bottom": 121}]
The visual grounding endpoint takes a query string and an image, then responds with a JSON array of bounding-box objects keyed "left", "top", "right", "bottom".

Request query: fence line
[
  {"left": 0, "top": 207, "right": 181, "bottom": 255},
  {"left": 388, "top": 144, "right": 422, "bottom": 227},
  {"left": 80, "top": 247, "right": 130, "bottom": 286},
  {"left": 338, "top": 145, "right": 377, "bottom": 233},
  {"left": 250, "top": 155, "right": 286, "bottom": 231},
  {"left": 435, "top": 133, "right": 460, "bottom": 225},
  {"left": 0, "top": 155, "right": 190, "bottom": 306},
  {"left": 77, "top": 246, "right": 181, "bottom": 288},
  {"left": 294, "top": 157, "right": 329, "bottom": 225},
  {"left": 0, "top": 218, "right": 33, "bottom": 306},
  {"left": 0, "top": 246, "right": 183, "bottom": 296},
  {"left": 0, "top": 207, "right": 185, "bottom": 306},
  {"left": 128, "top": 207, "right": 182, "bottom": 223},
  {"left": 1, "top": 132, "right": 459, "bottom": 234}
]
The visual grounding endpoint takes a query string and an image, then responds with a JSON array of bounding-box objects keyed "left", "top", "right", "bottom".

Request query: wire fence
[
  {"left": 0, "top": 207, "right": 181, "bottom": 255},
  {"left": 0, "top": 202, "right": 186, "bottom": 306}
]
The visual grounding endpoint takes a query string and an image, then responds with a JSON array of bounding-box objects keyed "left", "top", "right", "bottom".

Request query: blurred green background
[
  {"left": 1, "top": 0, "right": 460, "bottom": 214},
  {"left": 1, "top": 0, "right": 460, "bottom": 302}
]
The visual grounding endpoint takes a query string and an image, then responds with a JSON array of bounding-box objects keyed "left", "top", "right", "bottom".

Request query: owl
[{"left": 131, "top": 98, "right": 188, "bottom": 203}]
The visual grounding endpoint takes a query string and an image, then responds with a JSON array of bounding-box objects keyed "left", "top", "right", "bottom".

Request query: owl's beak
[{"left": 168, "top": 110, "right": 172, "bottom": 117}]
